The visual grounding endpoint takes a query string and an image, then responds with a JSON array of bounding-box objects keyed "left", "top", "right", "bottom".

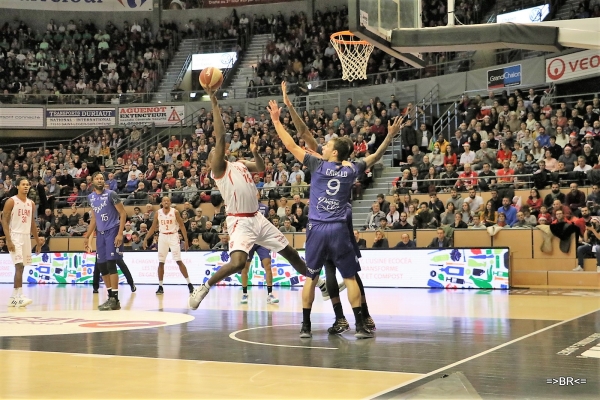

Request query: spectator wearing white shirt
[
  {"left": 239, "top": 14, "right": 249, "bottom": 29},
  {"left": 459, "top": 143, "right": 475, "bottom": 170},
  {"left": 128, "top": 164, "right": 142, "bottom": 181},
  {"left": 288, "top": 163, "right": 305, "bottom": 183},
  {"left": 131, "top": 22, "right": 142, "bottom": 33},
  {"left": 573, "top": 156, "right": 592, "bottom": 172},
  {"left": 324, "top": 128, "right": 338, "bottom": 143}
]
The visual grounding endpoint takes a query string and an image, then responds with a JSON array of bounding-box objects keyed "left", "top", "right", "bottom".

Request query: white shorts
[
  {"left": 158, "top": 233, "right": 182, "bottom": 263},
  {"left": 227, "top": 213, "right": 288, "bottom": 255},
  {"left": 9, "top": 233, "right": 32, "bottom": 266}
]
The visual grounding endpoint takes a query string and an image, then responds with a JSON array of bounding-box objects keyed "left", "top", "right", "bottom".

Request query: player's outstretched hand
[
  {"left": 267, "top": 100, "right": 282, "bottom": 121},
  {"left": 183, "top": 241, "right": 189, "bottom": 251},
  {"left": 281, "top": 82, "right": 291, "bottom": 106},
  {"left": 114, "top": 233, "right": 123, "bottom": 248},
  {"left": 388, "top": 116, "right": 405, "bottom": 138},
  {"left": 249, "top": 136, "right": 258, "bottom": 153},
  {"left": 205, "top": 87, "right": 217, "bottom": 102}
]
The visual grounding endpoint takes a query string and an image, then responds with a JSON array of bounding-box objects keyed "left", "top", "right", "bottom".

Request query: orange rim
[{"left": 330, "top": 31, "right": 370, "bottom": 45}]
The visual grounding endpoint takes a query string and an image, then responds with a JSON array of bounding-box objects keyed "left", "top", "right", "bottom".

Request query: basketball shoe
[{"left": 188, "top": 284, "right": 209, "bottom": 310}]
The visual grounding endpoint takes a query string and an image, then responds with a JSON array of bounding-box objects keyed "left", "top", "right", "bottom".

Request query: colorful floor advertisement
[{"left": 0, "top": 248, "right": 509, "bottom": 289}]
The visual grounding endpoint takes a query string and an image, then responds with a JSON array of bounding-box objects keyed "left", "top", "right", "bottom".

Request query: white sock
[
  {"left": 204, "top": 282, "right": 211, "bottom": 289},
  {"left": 159, "top": 281, "right": 163, "bottom": 286},
  {"left": 17, "top": 288, "right": 23, "bottom": 297},
  {"left": 185, "top": 277, "right": 191, "bottom": 284},
  {"left": 12, "top": 288, "right": 18, "bottom": 297}
]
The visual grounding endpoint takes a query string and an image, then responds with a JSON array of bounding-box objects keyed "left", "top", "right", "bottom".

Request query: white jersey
[
  {"left": 212, "top": 161, "right": 259, "bottom": 214},
  {"left": 10, "top": 196, "right": 34, "bottom": 235},
  {"left": 158, "top": 207, "right": 178, "bottom": 234}
]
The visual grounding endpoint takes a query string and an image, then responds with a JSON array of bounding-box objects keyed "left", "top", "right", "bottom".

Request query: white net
[{"left": 330, "top": 32, "right": 374, "bottom": 82}]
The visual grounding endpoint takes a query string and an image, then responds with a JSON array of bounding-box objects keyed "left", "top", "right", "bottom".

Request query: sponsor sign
[
  {"left": 46, "top": 108, "right": 116, "bottom": 128},
  {"left": 118, "top": 105, "right": 185, "bottom": 127},
  {"left": 546, "top": 50, "right": 600, "bottom": 83},
  {"left": 0, "top": 310, "right": 193, "bottom": 337},
  {"left": 0, "top": 108, "right": 44, "bottom": 128},
  {"left": 191, "top": 52, "right": 238, "bottom": 71},
  {"left": 0, "top": 248, "right": 509, "bottom": 289},
  {"left": 487, "top": 64, "right": 522, "bottom": 89},
  {"left": 497, "top": 4, "right": 550, "bottom": 23},
  {"left": 169, "top": 0, "right": 296, "bottom": 8},
  {"left": 0, "top": 0, "right": 152, "bottom": 12}
]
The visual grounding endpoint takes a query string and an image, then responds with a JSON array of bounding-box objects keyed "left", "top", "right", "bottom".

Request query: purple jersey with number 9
[{"left": 303, "top": 153, "right": 365, "bottom": 222}]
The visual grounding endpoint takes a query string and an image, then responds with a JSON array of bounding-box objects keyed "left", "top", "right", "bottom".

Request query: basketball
[{"left": 199, "top": 67, "right": 223, "bottom": 91}]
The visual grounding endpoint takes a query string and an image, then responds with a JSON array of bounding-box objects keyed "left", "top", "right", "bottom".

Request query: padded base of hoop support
[{"left": 389, "top": 23, "right": 562, "bottom": 53}]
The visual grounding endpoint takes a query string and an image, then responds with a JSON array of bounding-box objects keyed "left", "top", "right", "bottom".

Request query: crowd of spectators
[
  {"left": 360, "top": 89, "right": 600, "bottom": 258},
  {"left": 565, "top": 1, "right": 600, "bottom": 19},
  {"left": 0, "top": 18, "right": 179, "bottom": 104}
]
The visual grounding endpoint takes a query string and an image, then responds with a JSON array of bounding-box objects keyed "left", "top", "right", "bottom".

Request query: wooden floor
[{"left": 1, "top": 284, "right": 600, "bottom": 399}]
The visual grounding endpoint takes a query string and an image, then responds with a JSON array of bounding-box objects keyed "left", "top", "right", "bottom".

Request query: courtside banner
[
  {"left": 0, "top": 248, "right": 509, "bottom": 289},
  {"left": 0, "top": 0, "right": 152, "bottom": 12},
  {"left": 546, "top": 50, "right": 600, "bottom": 83},
  {"left": 200, "top": 0, "right": 296, "bottom": 8},
  {"left": 118, "top": 105, "right": 185, "bottom": 127},
  {"left": 46, "top": 108, "right": 116, "bottom": 128},
  {"left": 0, "top": 108, "right": 44, "bottom": 128}
]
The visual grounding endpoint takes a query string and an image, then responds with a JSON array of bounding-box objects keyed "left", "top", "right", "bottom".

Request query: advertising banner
[
  {"left": 487, "top": 64, "right": 522, "bottom": 89},
  {"left": 496, "top": 4, "right": 550, "bottom": 23},
  {"left": 0, "top": 108, "right": 44, "bottom": 128},
  {"left": 0, "top": 0, "right": 152, "bottom": 12},
  {"left": 0, "top": 248, "right": 509, "bottom": 289},
  {"left": 191, "top": 52, "right": 238, "bottom": 71},
  {"left": 164, "top": 0, "right": 295, "bottom": 9},
  {"left": 546, "top": 50, "right": 600, "bottom": 83},
  {"left": 46, "top": 108, "right": 116, "bottom": 128},
  {"left": 118, "top": 105, "right": 185, "bottom": 127}
]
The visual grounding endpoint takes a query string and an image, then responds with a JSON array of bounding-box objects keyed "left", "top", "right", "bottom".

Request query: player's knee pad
[
  {"left": 98, "top": 262, "right": 109, "bottom": 276},
  {"left": 106, "top": 260, "right": 118, "bottom": 275}
]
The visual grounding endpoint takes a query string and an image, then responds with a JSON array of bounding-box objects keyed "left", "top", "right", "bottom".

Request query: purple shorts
[
  {"left": 96, "top": 225, "right": 124, "bottom": 263},
  {"left": 247, "top": 244, "right": 271, "bottom": 261},
  {"left": 305, "top": 221, "right": 361, "bottom": 279}
]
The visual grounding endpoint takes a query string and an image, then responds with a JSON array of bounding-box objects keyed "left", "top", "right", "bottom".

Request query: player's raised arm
[
  {"left": 364, "top": 116, "right": 405, "bottom": 168},
  {"left": 267, "top": 100, "right": 306, "bottom": 163},
  {"left": 208, "top": 89, "right": 227, "bottom": 178},
  {"left": 281, "top": 82, "right": 318, "bottom": 151},
  {"left": 2, "top": 198, "right": 15, "bottom": 252},
  {"left": 239, "top": 136, "right": 265, "bottom": 173}
]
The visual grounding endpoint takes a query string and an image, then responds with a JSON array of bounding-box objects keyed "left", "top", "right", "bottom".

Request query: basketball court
[{"left": 1, "top": 284, "right": 600, "bottom": 398}]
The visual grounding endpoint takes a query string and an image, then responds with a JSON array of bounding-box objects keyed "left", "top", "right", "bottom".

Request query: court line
[
  {"left": 229, "top": 323, "right": 339, "bottom": 350},
  {"left": 365, "top": 306, "right": 600, "bottom": 399},
  {"left": 0, "top": 348, "right": 416, "bottom": 375}
]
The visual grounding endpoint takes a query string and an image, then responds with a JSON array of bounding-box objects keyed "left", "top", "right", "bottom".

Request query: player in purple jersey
[
  {"left": 240, "top": 244, "right": 279, "bottom": 304},
  {"left": 268, "top": 99, "right": 403, "bottom": 339},
  {"left": 84, "top": 172, "right": 128, "bottom": 311},
  {"left": 282, "top": 82, "right": 389, "bottom": 334}
]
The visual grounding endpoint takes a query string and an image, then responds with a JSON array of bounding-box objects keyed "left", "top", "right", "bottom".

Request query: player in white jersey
[
  {"left": 2, "top": 178, "right": 43, "bottom": 308},
  {"left": 145, "top": 196, "right": 194, "bottom": 294},
  {"left": 188, "top": 89, "right": 328, "bottom": 310}
]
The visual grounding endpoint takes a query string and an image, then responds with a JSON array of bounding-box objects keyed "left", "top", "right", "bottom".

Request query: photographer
[{"left": 574, "top": 206, "right": 600, "bottom": 272}]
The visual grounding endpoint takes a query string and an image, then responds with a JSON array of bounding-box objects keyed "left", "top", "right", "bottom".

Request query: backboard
[{"left": 348, "top": 0, "right": 425, "bottom": 68}]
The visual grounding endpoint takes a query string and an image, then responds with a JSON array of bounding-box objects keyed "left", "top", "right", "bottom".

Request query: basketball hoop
[{"left": 330, "top": 31, "right": 374, "bottom": 82}]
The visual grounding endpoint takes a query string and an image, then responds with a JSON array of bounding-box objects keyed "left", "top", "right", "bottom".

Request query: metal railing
[{"left": 433, "top": 101, "right": 460, "bottom": 141}]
